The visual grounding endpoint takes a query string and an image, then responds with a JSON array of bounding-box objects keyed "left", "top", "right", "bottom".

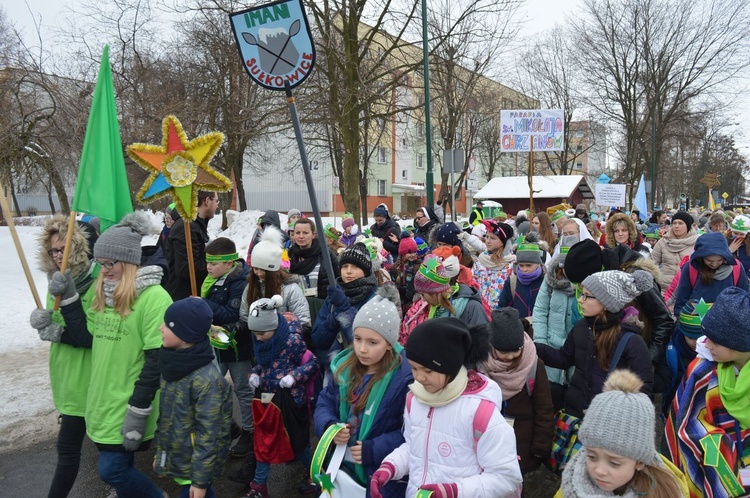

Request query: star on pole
[{"left": 127, "top": 115, "right": 231, "bottom": 220}]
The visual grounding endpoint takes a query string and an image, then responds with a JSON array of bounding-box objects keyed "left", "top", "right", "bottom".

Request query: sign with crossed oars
[{"left": 230, "top": 0, "right": 316, "bottom": 91}]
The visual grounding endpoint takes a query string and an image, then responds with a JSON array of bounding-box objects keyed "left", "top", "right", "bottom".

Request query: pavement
[{"left": 0, "top": 436, "right": 309, "bottom": 498}]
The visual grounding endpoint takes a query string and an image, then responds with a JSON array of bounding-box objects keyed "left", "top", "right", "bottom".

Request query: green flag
[{"left": 72, "top": 45, "right": 133, "bottom": 231}]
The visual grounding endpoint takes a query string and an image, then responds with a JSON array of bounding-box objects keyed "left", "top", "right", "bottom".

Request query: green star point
[{"left": 694, "top": 298, "right": 712, "bottom": 320}]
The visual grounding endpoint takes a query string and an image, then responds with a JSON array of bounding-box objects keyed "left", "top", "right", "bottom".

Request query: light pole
[{"left": 421, "top": 0, "right": 433, "bottom": 208}]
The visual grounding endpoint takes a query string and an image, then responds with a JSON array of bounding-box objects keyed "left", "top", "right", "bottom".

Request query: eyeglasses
[
  {"left": 580, "top": 293, "right": 597, "bottom": 302},
  {"left": 96, "top": 260, "right": 120, "bottom": 270},
  {"left": 48, "top": 248, "right": 64, "bottom": 258},
  {"left": 415, "top": 216, "right": 425, "bottom": 221}
]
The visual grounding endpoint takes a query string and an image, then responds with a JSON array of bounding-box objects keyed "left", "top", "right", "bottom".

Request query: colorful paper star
[
  {"left": 314, "top": 473, "right": 335, "bottom": 496},
  {"left": 694, "top": 298, "right": 712, "bottom": 321},
  {"left": 423, "top": 256, "right": 442, "bottom": 273},
  {"left": 127, "top": 115, "right": 231, "bottom": 220}
]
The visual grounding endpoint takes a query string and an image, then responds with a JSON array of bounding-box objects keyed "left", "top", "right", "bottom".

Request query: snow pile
[{"left": 215, "top": 209, "right": 266, "bottom": 259}]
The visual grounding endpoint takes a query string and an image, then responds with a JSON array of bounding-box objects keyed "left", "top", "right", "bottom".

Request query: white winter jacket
[{"left": 383, "top": 372, "right": 522, "bottom": 498}]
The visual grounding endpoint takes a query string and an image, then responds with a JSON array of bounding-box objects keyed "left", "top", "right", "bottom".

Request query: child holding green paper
[{"left": 313, "top": 293, "right": 412, "bottom": 498}]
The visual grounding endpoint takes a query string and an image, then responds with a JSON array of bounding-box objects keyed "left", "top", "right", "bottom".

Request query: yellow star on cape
[{"left": 127, "top": 115, "right": 231, "bottom": 220}]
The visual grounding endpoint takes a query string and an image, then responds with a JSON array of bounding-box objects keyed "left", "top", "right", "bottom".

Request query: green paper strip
[
  {"left": 415, "top": 490, "right": 434, "bottom": 498},
  {"left": 310, "top": 423, "right": 346, "bottom": 481},
  {"left": 700, "top": 434, "right": 745, "bottom": 495}
]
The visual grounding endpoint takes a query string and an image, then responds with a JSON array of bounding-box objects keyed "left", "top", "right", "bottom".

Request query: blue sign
[
  {"left": 230, "top": 0, "right": 316, "bottom": 91},
  {"left": 597, "top": 173, "right": 610, "bottom": 184}
]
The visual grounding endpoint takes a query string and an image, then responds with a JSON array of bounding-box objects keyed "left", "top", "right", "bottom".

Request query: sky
[{"left": 6, "top": 0, "right": 750, "bottom": 152}]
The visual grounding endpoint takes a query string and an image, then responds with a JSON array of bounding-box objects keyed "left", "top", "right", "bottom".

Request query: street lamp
[{"left": 421, "top": 0, "right": 434, "bottom": 208}]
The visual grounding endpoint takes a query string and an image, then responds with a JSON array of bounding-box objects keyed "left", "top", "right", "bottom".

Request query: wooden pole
[
  {"left": 0, "top": 182, "right": 43, "bottom": 309},
  {"left": 529, "top": 141, "right": 535, "bottom": 214},
  {"left": 184, "top": 219, "right": 198, "bottom": 296},
  {"left": 53, "top": 211, "right": 78, "bottom": 310}
]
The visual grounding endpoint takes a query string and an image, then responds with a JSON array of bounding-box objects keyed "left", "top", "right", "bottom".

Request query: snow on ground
[{"left": 0, "top": 208, "right": 429, "bottom": 452}]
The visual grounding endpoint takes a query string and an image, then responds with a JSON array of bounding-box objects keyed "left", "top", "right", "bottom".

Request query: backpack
[
  {"left": 688, "top": 261, "right": 742, "bottom": 287},
  {"left": 406, "top": 392, "right": 495, "bottom": 451}
]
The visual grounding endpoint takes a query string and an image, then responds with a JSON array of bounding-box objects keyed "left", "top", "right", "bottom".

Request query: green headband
[
  {"left": 517, "top": 243, "right": 541, "bottom": 253},
  {"left": 418, "top": 258, "right": 450, "bottom": 285},
  {"left": 679, "top": 313, "right": 703, "bottom": 328},
  {"left": 551, "top": 210, "right": 566, "bottom": 222},
  {"left": 205, "top": 252, "right": 239, "bottom": 263},
  {"left": 560, "top": 246, "right": 571, "bottom": 255},
  {"left": 324, "top": 224, "right": 338, "bottom": 240}
]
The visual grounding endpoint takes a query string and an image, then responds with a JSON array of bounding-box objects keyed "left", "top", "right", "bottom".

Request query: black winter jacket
[
  {"left": 165, "top": 217, "right": 210, "bottom": 301},
  {"left": 370, "top": 216, "right": 401, "bottom": 258},
  {"left": 204, "top": 261, "right": 252, "bottom": 363},
  {"left": 535, "top": 320, "right": 653, "bottom": 418}
]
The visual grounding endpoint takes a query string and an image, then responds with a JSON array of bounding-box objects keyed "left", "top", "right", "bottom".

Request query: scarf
[
  {"left": 409, "top": 366, "right": 468, "bottom": 407},
  {"left": 584, "top": 311, "right": 623, "bottom": 333},
  {"left": 481, "top": 334, "right": 537, "bottom": 400},
  {"left": 158, "top": 339, "right": 215, "bottom": 382},
  {"left": 338, "top": 274, "right": 377, "bottom": 305},
  {"left": 517, "top": 265, "right": 543, "bottom": 285},
  {"left": 333, "top": 344, "right": 404, "bottom": 483},
  {"left": 73, "top": 259, "right": 98, "bottom": 295},
  {"left": 561, "top": 449, "right": 641, "bottom": 498},
  {"left": 102, "top": 265, "right": 164, "bottom": 308},
  {"left": 253, "top": 315, "right": 290, "bottom": 367},
  {"left": 476, "top": 251, "right": 514, "bottom": 271},
  {"left": 545, "top": 264, "right": 575, "bottom": 295},
  {"left": 200, "top": 262, "right": 238, "bottom": 298},
  {"left": 288, "top": 239, "right": 322, "bottom": 276},
  {"left": 717, "top": 361, "right": 750, "bottom": 429},
  {"left": 427, "top": 283, "right": 462, "bottom": 319},
  {"left": 712, "top": 263, "right": 733, "bottom": 281}
]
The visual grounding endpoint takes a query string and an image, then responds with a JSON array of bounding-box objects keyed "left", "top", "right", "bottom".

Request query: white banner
[
  {"left": 500, "top": 109, "right": 565, "bottom": 152},
  {"left": 595, "top": 183, "right": 627, "bottom": 207}
]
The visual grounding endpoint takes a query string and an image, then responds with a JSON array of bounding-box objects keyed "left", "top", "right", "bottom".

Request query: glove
[
  {"left": 279, "top": 374, "right": 295, "bottom": 388},
  {"left": 121, "top": 405, "right": 152, "bottom": 451},
  {"left": 370, "top": 462, "right": 395, "bottom": 498},
  {"left": 30, "top": 308, "right": 53, "bottom": 330},
  {"left": 327, "top": 285, "right": 349, "bottom": 309},
  {"left": 38, "top": 323, "right": 64, "bottom": 343},
  {"left": 420, "top": 483, "right": 459, "bottom": 498},
  {"left": 48, "top": 270, "right": 78, "bottom": 305},
  {"left": 249, "top": 374, "right": 260, "bottom": 388}
]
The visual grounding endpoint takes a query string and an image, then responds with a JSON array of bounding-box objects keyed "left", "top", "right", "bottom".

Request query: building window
[
  {"left": 378, "top": 147, "right": 387, "bottom": 163},
  {"left": 377, "top": 180, "right": 386, "bottom": 196},
  {"left": 576, "top": 162, "right": 583, "bottom": 170},
  {"left": 401, "top": 169, "right": 408, "bottom": 179},
  {"left": 574, "top": 131, "right": 584, "bottom": 138},
  {"left": 417, "top": 153, "right": 424, "bottom": 169},
  {"left": 377, "top": 118, "right": 386, "bottom": 131},
  {"left": 576, "top": 144, "right": 583, "bottom": 153},
  {"left": 417, "top": 94, "right": 424, "bottom": 106},
  {"left": 416, "top": 122, "right": 424, "bottom": 139}
]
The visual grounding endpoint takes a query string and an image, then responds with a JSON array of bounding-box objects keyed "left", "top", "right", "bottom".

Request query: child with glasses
[{"left": 536, "top": 270, "right": 655, "bottom": 419}]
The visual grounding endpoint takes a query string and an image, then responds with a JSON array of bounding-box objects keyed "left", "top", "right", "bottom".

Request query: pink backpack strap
[
  {"left": 689, "top": 264, "right": 698, "bottom": 288},
  {"left": 732, "top": 261, "right": 742, "bottom": 285},
  {"left": 406, "top": 392, "right": 413, "bottom": 413},
  {"left": 302, "top": 350, "right": 314, "bottom": 364},
  {"left": 472, "top": 399, "right": 496, "bottom": 450}
]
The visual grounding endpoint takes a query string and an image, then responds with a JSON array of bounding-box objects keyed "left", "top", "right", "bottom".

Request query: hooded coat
[
  {"left": 674, "top": 232, "right": 749, "bottom": 313},
  {"left": 370, "top": 213, "right": 401, "bottom": 258},
  {"left": 414, "top": 207, "right": 440, "bottom": 242}
]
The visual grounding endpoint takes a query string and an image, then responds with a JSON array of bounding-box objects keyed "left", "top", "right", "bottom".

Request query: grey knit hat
[
  {"left": 247, "top": 295, "right": 283, "bottom": 332},
  {"left": 579, "top": 369, "right": 660, "bottom": 465},
  {"left": 582, "top": 270, "right": 653, "bottom": 313},
  {"left": 94, "top": 212, "right": 153, "bottom": 265},
  {"left": 489, "top": 307, "right": 525, "bottom": 352},
  {"left": 352, "top": 294, "right": 400, "bottom": 346}
]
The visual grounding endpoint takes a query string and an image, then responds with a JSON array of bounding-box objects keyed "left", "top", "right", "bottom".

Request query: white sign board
[
  {"left": 500, "top": 109, "right": 565, "bottom": 152},
  {"left": 595, "top": 183, "right": 627, "bottom": 207}
]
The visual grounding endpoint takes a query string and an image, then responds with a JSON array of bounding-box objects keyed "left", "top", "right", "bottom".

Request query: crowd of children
[{"left": 31, "top": 203, "right": 750, "bottom": 498}]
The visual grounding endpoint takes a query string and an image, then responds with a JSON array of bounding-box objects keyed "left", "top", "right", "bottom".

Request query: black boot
[
  {"left": 227, "top": 436, "right": 256, "bottom": 484},
  {"left": 230, "top": 429, "right": 253, "bottom": 458},
  {"left": 230, "top": 419, "right": 242, "bottom": 441}
]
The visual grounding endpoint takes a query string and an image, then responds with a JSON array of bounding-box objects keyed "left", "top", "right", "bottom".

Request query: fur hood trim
[
  {"left": 38, "top": 215, "right": 93, "bottom": 278},
  {"left": 621, "top": 256, "right": 662, "bottom": 283}
]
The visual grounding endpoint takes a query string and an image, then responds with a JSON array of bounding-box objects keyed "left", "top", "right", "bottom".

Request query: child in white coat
[{"left": 370, "top": 317, "right": 522, "bottom": 498}]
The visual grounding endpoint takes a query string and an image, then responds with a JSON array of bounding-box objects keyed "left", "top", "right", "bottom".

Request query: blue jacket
[
  {"left": 204, "top": 260, "right": 252, "bottom": 363},
  {"left": 674, "top": 232, "right": 748, "bottom": 313},
  {"left": 731, "top": 240, "right": 750, "bottom": 280},
  {"left": 311, "top": 287, "right": 375, "bottom": 354},
  {"left": 497, "top": 271, "right": 545, "bottom": 318},
  {"left": 314, "top": 349, "right": 412, "bottom": 498},
  {"left": 532, "top": 272, "right": 577, "bottom": 386}
]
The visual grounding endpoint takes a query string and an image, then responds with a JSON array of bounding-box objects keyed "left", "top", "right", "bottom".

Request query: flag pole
[
  {"left": 52, "top": 211, "right": 78, "bottom": 310},
  {"left": 185, "top": 220, "right": 198, "bottom": 296},
  {"left": 284, "top": 82, "right": 336, "bottom": 288},
  {"left": 0, "top": 182, "right": 43, "bottom": 309}
]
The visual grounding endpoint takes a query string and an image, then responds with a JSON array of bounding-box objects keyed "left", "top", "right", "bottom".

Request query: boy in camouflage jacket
[{"left": 154, "top": 298, "right": 233, "bottom": 498}]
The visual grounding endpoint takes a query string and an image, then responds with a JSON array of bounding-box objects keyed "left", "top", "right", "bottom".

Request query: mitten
[
  {"left": 30, "top": 308, "right": 53, "bottom": 330},
  {"left": 420, "top": 483, "right": 459, "bottom": 498},
  {"left": 279, "top": 374, "right": 295, "bottom": 388},
  {"left": 38, "top": 323, "right": 64, "bottom": 343},
  {"left": 121, "top": 405, "right": 152, "bottom": 451},
  {"left": 370, "top": 462, "right": 395, "bottom": 498},
  {"left": 249, "top": 373, "right": 260, "bottom": 388},
  {"left": 327, "top": 285, "right": 349, "bottom": 309},
  {"left": 48, "top": 270, "right": 78, "bottom": 306}
]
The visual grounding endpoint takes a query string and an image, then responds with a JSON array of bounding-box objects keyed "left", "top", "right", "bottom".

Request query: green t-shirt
[
  {"left": 86, "top": 285, "right": 172, "bottom": 445},
  {"left": 47, "top": 282, "right": 97, "bottom": 417}
]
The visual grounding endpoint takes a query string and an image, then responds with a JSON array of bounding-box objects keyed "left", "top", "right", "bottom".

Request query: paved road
[{"left": 0, "top": 436, "right": 308, "bottom": 498}]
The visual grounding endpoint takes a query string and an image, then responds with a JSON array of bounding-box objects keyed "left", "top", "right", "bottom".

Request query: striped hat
[
  {"left": 414, "top": 254, "right": 451, "bottom": 294},
  {"left": 677, "top": 300, "right": 707, "bottom": 339}
]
